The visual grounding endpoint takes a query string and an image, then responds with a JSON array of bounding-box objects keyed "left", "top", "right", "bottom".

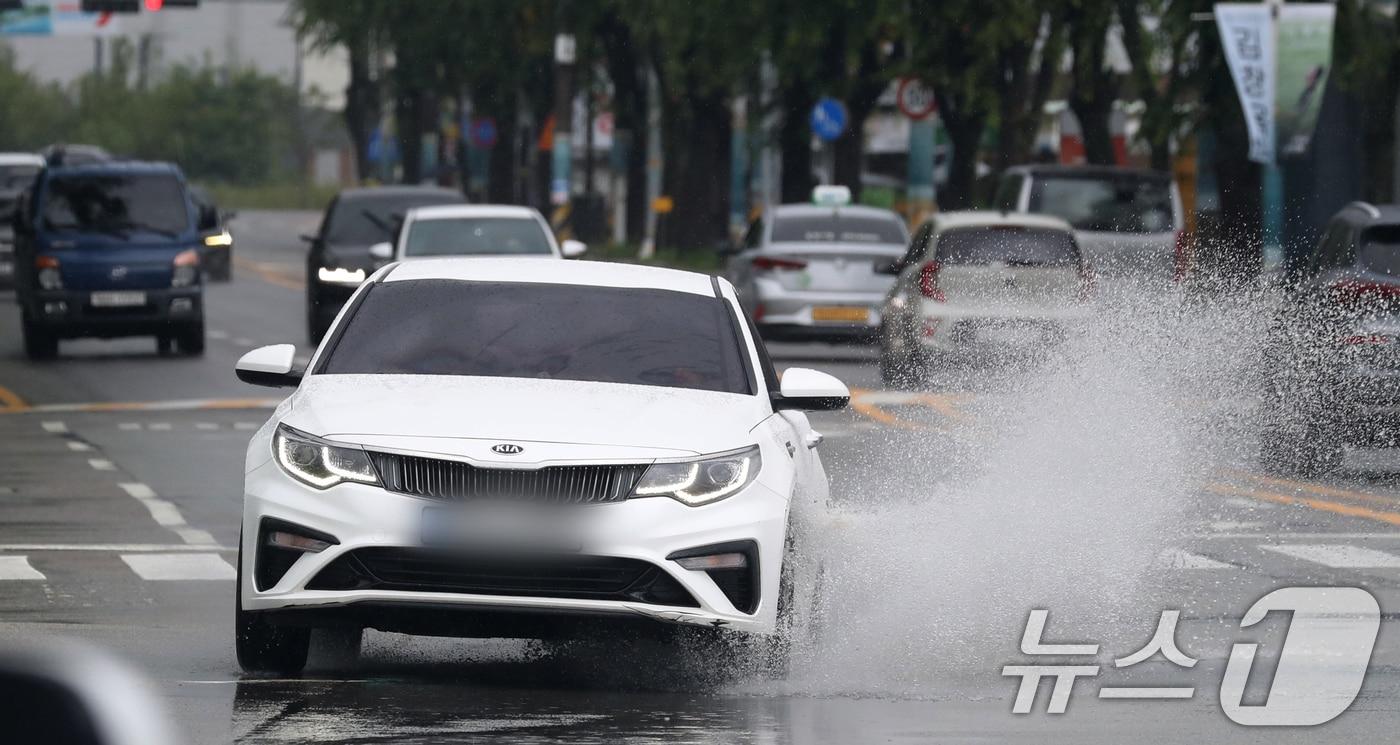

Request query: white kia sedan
[
  {"left": 368, "top": 204, "right": 586, "bottom": 263},
  {"left": 877, "top": 211, "right": 1092, "bottom": 385},
  {"left": 233, "top": 257, "right": 848, "bottom": 673}
]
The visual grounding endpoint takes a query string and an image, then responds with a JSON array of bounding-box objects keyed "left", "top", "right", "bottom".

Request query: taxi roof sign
[{"left": 812, "top": 185, "right": 851, "bottom": 207}]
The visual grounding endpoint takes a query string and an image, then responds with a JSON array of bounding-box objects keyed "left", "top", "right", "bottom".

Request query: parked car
[
  {"left": 0, "top": 152, "right": 45, "bottom": 290},
  {"left": 1260, "top": 201, "right": 1400, "bottom": 475},
  {"left": 302, "top": 186, "right": 466, "bottom": 343},
  {"left": 371, "top": 204, "right": 585, "bottom": 263},
  {"left": 727, "top": 187, "right": 909, "bottom": 342},
  {"left": 876, "top": 211, "right": 1092, "bottom": 386},
  {"left": 12, "top": 161, "right": 210, "bottom": 358},
  {"left": 994, "top": 165, "right": 1185, "bottom": 285},
  {"left": 232, "top": 257, "right": 848, "bottom": 673},
  {"left": 190, "top": 186, "right": 236, "bottom": 282}
]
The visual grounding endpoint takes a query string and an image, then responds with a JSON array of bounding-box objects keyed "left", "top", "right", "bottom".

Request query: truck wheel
[
  {"left": 22, "top": 315, "right": 58, "bottom": 360},
  {"left": 176, "top": 324, "right": 206, "bottom": 356},
  {"left": 235, "top": 539, "right": 310, "bottom": 674}
]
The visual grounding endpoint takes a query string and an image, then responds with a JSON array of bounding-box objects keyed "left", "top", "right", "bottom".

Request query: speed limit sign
[{"left": 896, "top": 78, "right": 937, "bottom": 120}]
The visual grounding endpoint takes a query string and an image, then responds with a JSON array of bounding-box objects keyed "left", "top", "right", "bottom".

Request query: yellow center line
[
  {"left": 917, "top": 393, "right": 969, "bottom": 421},
  {"left": 1207, "top": 482, "right": 1400, "bottom": 527},
  {"left": 0, "top": 383, "right": 28, "bottom": 412},
  {"left": 848, "top": 387, "right": 927, "bottom": 430},
  {"left": 1229, "top": 469, "right": 1400, "bottom": 508}
]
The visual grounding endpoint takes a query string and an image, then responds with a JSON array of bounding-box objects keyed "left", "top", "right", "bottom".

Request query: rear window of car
[
  {"left": 41, "top": 172, "right": 190, "bottom": 236},
  {"left": 1028, "top": 174, "right": 1174, "bottom": 233},
  {"left": 1358, "top": 226, "right": 1400, "bottom": 276},
  {"left": 770, "top": 213, "right": 906, "bottom": 244},
  {"left": 325, "top": 192, "right": 464, "bottom": 245},
  {"left": 404, "top": 217, "right": 553, "bottom": 257},
  {"left": 320, "top": 280, "right": 752, "bottom": 394},
  {"left": 935, "top": 227, "right": 1080, "bottom": 266}
]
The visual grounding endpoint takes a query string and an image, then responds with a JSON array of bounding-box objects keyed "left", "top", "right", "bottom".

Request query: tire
[
  {"left": 235, "top": 538, "right": 310, "bottom": 675},
  {"left": 21, "top": 315, "right": 58, "bottom": 360},
  {"left": 878, "top": 322, "right": 923, "bottom": 389},
  {"left": 155, "top": 334, "right": 174, "bottom": 355},
  {"left": 207, "top": 251, "right": 232, "bottom": 282},
  {"left": 313, "top": 626, "right": 364, "bottom": 668},
  {"left": 1260, "top": 423, "right": 1343, "bottom": 478},
  {"left": 176, "top": 323, "right": 205, "bottom": 356}
]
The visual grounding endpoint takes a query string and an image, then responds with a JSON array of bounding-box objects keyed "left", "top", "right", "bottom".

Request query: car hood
[{"left": 282, "top": 374, "right": 769, "bottom": 464}]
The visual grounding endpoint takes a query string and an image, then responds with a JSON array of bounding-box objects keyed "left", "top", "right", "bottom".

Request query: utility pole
[{"left": 551, "top": 1, "right": 576, "bottom": 221}]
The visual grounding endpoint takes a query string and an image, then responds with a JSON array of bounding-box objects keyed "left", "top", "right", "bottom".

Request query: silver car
[
  {"left": 727, "top": 199, "right": 909, "bottom": 341},
  {"left": 993, "top": 165, "right": 1185, "bottom": 284}
]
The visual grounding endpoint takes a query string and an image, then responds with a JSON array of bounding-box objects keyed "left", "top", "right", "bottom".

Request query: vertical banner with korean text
[
  {"left": 1216, "top": 3, "right": 1275, "bottom": 164},
  {"left": 1275, "top": 4, "right": 1335, "bottom": 156}
]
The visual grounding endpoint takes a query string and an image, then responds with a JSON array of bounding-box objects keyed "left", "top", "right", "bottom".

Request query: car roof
[
  {"left": 0, "top": 153, "right": 44, "bottom": 167},
  {"left": 1332, "top": 201, "right": 1400, "bottom": 227},
  {"left": 45, "top": 161, "right": 182, "bottom": 176},
  {"left": 407, "top": 204, "right": 541, "bottom": 221},
  {"left": 930, "top": 210, "right": 1074, "bottom": 232},
  {"left": 769, "top": 203, "right": 903, "bottom": 220},
  {"left": 337, "top": 185, "right": 464, "bottom": 203},
  {"left": 1002, "top": 164, "right": 1171, "bottom": 181},
  {"left": 381, "top": 257, "right": 719, "bottom": 297}
]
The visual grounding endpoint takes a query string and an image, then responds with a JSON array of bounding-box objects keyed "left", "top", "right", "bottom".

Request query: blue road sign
[
  {"left": 810, "top": 97, "right": 848, "bottom": 142},
  {"left": 470, "top": 117, "right": 498, "bottom": 149}
]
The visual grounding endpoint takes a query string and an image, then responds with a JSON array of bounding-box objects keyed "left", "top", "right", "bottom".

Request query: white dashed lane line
[
  {"left": 66, "top": 441, "right": 92, "bottom": 452},
  {"left": 121, "top": 553, "right": 235, "bottom": 581},
  {"left": 88, "top": 459, "right": 115, "bottom": 471},
  {"left": 1261, "top": 544, "right": 1400, "bottom": 569},
  {"left": 41, "top": 421, "right": 67, "bottom": 433},
  {"left": 0, "top": 556, "right": 45, "bottom": 580},
  {"left": 117, "top": 483, "right": 217, "bottom": 547}
]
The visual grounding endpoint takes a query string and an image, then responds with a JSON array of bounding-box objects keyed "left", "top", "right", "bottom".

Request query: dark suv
[
  {"left": 303, "top": 186, "right": 465, "bottom": 342},
  {"left": 12, "top": 162, "right": 209, "bottom": 358},
  {"left": 1261, "top": 201, "right": 1400, "bottom": 474}
]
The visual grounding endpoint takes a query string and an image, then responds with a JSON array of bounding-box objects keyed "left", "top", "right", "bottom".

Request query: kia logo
[
  {"left": 110, "top": 265, "right": 129, "bottom": 280},
  {"left": 491, "top": 443, "right": 524, "bottom": 455}
]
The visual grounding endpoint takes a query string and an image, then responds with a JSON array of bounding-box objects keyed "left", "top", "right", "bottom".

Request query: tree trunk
[
  {"left": 1070, "top": 95, "right": 1116, "bottom": 165},
  {"left": 1067, "top": 2, "right": 1118, "bottom": 166},
  {"left": 395, "top": 89, "right": 424, "bottom": 184},
  {"left": 663, "top": 91, "right": 731, "bottom": 250},
  {"left": 343, "top": 38, "right": 376, "bottom": 182},
  {"left": 936, "top": 91, "right": 986, "bottom": 210},
  {"left": 779, "top": 80, "right": 814, "bottom": 203}
]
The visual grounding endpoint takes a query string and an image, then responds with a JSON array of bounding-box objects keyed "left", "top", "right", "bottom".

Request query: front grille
[
  {"left": 368, "top": 451, "right": 648, "bottom": 504},
  {"left": 307, "top": 548, "right": 699, "bottom": 607}
]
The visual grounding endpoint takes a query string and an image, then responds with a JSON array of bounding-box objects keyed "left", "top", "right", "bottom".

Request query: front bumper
[
  {"left": 241, "top": 458, "right": 789, "bottom": 636},
  {"left": 753, "top": 280, "right": 885, "bottom": 340},
  {"left": 23, "top": 287, "right": 202, "bottom": 338}
]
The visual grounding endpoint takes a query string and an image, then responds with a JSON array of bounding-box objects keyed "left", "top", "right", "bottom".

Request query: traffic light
[{"left": 80, "top": 1, "right": 140, "bottom": 12}]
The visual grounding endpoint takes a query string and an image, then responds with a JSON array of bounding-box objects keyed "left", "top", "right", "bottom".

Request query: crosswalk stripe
[
  {"left": 0, "top": 556, "right": 44, "bottom": 580},
  {"left": 1261, "top": 544, "right": 1400, "bottom": 568},
  {"left": 120, "top": 553, "right": 235, "bottom": 580},
  {"left": 1156, "top": 548, "right": 1235, "bottom": 569}
]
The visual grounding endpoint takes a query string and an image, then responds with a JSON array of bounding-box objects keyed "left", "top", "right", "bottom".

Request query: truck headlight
[
  {"left": 274, "top": 424, "right": 381, "bottom": 489},
  {"left": 630, "top": 445, "right": 761, "bottom": 506},
  {"left": 36, "top": 256, "right": 61, "bottom": 290}
]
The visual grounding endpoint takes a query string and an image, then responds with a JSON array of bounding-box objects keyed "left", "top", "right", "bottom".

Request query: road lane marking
[
  {"left": 1207, "top": 483, "right": 1400, "bottom": 527},
  {"left": 208, "top": 329, "right": 230, "bottom": 340},
  {"left": 1261, "top": 544, "right": 1400, "bottom": 569},
  {"left": 0, "top": 544, "right": 230, "bottom": 552},
  {"left": 0, "top": 557, "right": 44, "bottom": 580},
  {"left": 0, "top": 383, "right": 27, "bottom": 412},
  {"left": 1, "top": 397, "right": 282, "bottom": 414},
  {"left": 195, "top": 422, "right": 219, "bottom": 431},
  {"left": 41, "top": 421, "right": 67, "bottom": 433},
  {"left": 1198, "top": 532, "right": 1400, "bottom": 539},
  {"left": 1155, "top": 548, "right": 1236, "bottom": 569},
  {"left": 1237, "top": 471, "right": 1400, "bottom": 508},
  {"left": 66, "top": 441, "right": 92, "bottom": 452},
  {"left": 121, "top": 553, "right": 235, "bottom": 580},
  {"left": 118, "top": 482, "right": 216, "bottom": 546},
  {"left": 118, "top": 422, "right": 141, "bottom": 431},
  {"left": 88, "top": 459, "right": 115, "bottom": 471},
  {"left": 1224, "top": 497, "right": 1272, "bottom": 510},
  {"left": 149, "top": 422, "right": 172, "bottom": 431}
]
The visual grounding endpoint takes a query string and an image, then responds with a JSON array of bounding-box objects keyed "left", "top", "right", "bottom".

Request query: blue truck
[{"left": 12, "top": 161, "right": 213, "bottom": 359}]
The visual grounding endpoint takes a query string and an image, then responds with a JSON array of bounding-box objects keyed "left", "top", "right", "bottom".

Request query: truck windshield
[{"left": 42, "top": 173, "right": 190, "bottom": 237}]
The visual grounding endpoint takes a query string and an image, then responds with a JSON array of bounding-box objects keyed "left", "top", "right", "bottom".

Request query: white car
[
  {"left": 877, "top": 211, "right": 1092, "bottom": 385},
  {"left": 233, "top": 257, "right": 848, "bottom": 673},
  {"left": 368, "top": 204, "right": 586, "bottom": 263}
]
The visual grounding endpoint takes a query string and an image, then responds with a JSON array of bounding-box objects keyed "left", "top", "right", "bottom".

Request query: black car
[
  {"left": 190, "top": 186, "right": 236, "bottom": 282},
  {"left": 1261, "top": 201, "right": 1400, "bottom": 475},
  {"left": 303, "top": 186, "right": 465, "bottom": 342}
]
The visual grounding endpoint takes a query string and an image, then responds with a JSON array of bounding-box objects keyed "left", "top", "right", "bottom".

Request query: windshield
[
  {"left": 321, "top": 280, "right": 751, "bottom": 394},
  {"left": 0, "top": 164, "right": 39, "bottom": 190},
  {"left": 404, "top": 217, "right": 554, "bottom": 257},
  {"left": 1028, "top": 175, "right": 1174, "bottom": 233},
  {"left": 771, "top": 213, "right": 907, "bottom": 244},
  {"left": 936, "top": 227, "right": 1080, "bottom": 266},
  {"left": 41, "top": 172, "right": 189, "bottom": 236},
  {"left": 325, "top": 193, "right": 464, "bottom": 244}
]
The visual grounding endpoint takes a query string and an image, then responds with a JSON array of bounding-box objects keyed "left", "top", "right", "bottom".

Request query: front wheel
[
  {"left": 235, "top": 540, "right": 310, "bottom": 674},
  {"left": 21, "top": 314, "right": 58, "bottom": 360},
  {"left": 176, "top": 322, "right": 205, "bottom": 356},
  {"left": 879, "top": 322, "right": 924, "bottom": 389}
]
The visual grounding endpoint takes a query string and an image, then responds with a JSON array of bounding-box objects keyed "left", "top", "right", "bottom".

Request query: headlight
[
  {"left": 203, "top": 229, "right": 233, "bottom": 247},
  {"left": 630, "top": 445, "right": 761, "bottom": 506},
  {"left": 317, "top": 267, "right": 366, "bottom": 286},
  {"left": 36, "top": 256, "right": 61, "bottom": 289},
  {"left": 273, "top": 424, "right": 380, "bottom": 489},
  {"left": 172, "top": 248, "right": 199, "bottom": 287}
]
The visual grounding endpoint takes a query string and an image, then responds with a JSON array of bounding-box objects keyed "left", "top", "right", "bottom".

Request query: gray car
[{"left": 727, "top": 198, "right": 909, "bottom": 341}]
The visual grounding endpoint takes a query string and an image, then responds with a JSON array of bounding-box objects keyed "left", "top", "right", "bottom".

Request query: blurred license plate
[
  {"left": 421, "top": 505, "right": 580, "bottom": 551},
  {"left": 90, "top": 291, "right": 146, "bottom": 307},
  {"left": 812, "top": 306, "right": 869, "bottom": 323}
]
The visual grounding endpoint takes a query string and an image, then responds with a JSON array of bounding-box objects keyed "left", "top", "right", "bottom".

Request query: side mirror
[
  {"left": 874, "top": 258, "right": 903, "bottom": 276},
  {"left": 299, "top": 233, "right": 318, "bottom": 244},
  {"left": 772, "top": 367, "right": 849, "bottom": 411},
  {"left": 561, "top": 239, "right": 587, "bottom": 258},
  {"left": 369, "top": 242, "right": 394, "bottom": 260},
  {"left": 235, "top": 344, "right": 303, "bottom": 388}
]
